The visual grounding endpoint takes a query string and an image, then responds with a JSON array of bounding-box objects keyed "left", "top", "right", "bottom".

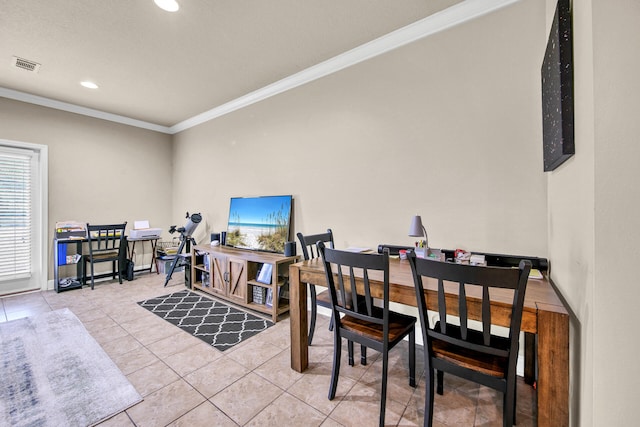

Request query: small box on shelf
[
  {"left": 157, "top": 257, "right": 184, "bottom": 274},
  {"left": 265, "top": 288, "right": 273, "bottom": 308},
  {"left": 202, "top": 272, "right": 210, "bottom": 287},
  {"left": 252, "top": 286, "right": 267, "bottom": 304},
  {"left": 65, "top": 254, "right": 82, "bottom": 264},
  {"left": 278, "top": 278, "right": 289, "bottom": 301}
]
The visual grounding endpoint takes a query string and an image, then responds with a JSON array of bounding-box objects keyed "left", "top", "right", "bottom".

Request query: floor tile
[
  {"left": 126, "top": 360, "right": 181, "bottom": 397},
  {"left": 167, "top": 401, "right": 237, "bottom": 427},
  {"left": 225, "top": 336, "right": 283, "bottom": 370},
  {"left": 253, "top": 348, "right": 305, "bottom": 390},
  {"left": 329, "top": 382, "right": 406, "bottom": 427},
  {"left": 145, "top": 329, "right": 202, "bottom": 359},
  {"left": 3, "top": 273, "right": 538, "bottom": 426},
  {"left": 162, "top": 340, "right": 223, "bottom": 377},
  {"left": 209, "top": 372, "right": 283, "bottom": 425},
  {"left": 183, "top": 356, "right": 250, "bottom": 398},
  {"left": 287, "top": 365, "right": 356, "bottom": 416},
  {"left": 245, "top": 392, "right": 326, "bottom": 427},
  {"left": 96, "top": 411, "right": 136, "bottom": 427},
  {"left": 126, "top": 379, "right": 205, "bottom": 427},
  {"left": 112, "top": 345, "right": 160, "bottom": 376}
]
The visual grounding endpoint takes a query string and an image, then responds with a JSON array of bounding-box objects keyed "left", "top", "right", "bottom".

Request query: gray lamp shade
[
  {"left": 408, "top": 214, "right": 429, "bottom": 249},
  {"left": 408, "top": 215, "right": 425, "bottom": 237}
]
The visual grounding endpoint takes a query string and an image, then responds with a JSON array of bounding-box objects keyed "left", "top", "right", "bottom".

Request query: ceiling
[{"left": 1, "top": 0, "right": 516, "bottom": 133}]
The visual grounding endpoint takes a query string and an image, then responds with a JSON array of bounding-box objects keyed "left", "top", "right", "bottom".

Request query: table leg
[
  {"left": 150, "top": 239, "right": 158, "bottom": 273},
  {"left": 536, "top": 304, "right": 569, "bottom": 427},
  {"left": 524, "top": 332, "right": 536, "bottom": 385},
  {"left": 290, "top": 264, "right": 308, "bottom": 372}
]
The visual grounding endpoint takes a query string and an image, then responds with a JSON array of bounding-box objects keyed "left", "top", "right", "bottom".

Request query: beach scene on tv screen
[{"left": 227, "top": 195, "right": 292, "bottom": 253}]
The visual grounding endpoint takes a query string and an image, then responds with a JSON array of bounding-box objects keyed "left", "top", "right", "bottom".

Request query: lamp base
[
  {"left": 416, "top": 247, "right": 445, "bottom": 261},
  {"left": 415, "top": 247, "right": 429, "bottom": 259}
]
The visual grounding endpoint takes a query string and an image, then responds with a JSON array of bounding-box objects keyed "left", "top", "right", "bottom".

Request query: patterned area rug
[
  {"left": 0, "top": 308, "right": 142, "bottom": 427},
  {"left": 137, "top": 290, "right": 273, "bottom": 351}
]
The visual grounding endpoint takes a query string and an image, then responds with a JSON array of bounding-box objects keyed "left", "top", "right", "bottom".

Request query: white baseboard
[{"left": 47, "top": 263, "right": 155, "bottom": 292}]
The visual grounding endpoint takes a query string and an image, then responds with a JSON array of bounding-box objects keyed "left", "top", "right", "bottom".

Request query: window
[
  {"left": 0, "top": 146, "right": 33, "bottom": 281},
  {"left": 0, "top": 139, "right": 46, "bottom": 296}
]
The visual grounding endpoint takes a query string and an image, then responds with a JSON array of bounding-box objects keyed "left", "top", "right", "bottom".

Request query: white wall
[
  {"left": 172, "top": 0, "right": 548, "bottom": 261},
  {"left": 0, "top": 97, "right": 174, "bottom": 281}
]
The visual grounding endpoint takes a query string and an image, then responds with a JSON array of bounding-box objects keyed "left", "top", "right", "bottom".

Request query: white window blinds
[{"left": 0, "top": 147, "right": 33, "bottom": 281}]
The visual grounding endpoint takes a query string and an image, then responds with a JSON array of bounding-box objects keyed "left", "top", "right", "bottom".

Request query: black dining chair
[
  {"left": 84, "top": 222, "right": 127, "bottom": 290},
  {"left": 296, "top": 229, "right": 335, "bottom": 346},
  {"left": 319, "top": 242, "right": 416, "bottom": 427},
  {"left": 407, "top": 251, "right": 531, "bottom": 427}
]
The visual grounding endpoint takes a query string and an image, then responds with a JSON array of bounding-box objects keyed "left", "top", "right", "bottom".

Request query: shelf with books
[{"left": 190, "top": 244, "right": 298, "bottom": 322}]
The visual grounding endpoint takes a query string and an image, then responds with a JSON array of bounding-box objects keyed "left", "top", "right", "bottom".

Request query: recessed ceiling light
[
  {"left": 154, "top": 0, "right": 179, "bottom": 12},
  {"left": 80, "top": 81, "right": 99, "bottom": 89}
]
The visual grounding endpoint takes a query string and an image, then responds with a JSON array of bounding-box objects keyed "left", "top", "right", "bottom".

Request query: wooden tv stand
[{"left": 190, "top": 245, "right": 299, "bottom": 322}]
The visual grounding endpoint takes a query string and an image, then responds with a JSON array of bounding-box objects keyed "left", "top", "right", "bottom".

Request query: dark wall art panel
[{"left": 541, "top": 0, "right": 574, "bottom": 172}]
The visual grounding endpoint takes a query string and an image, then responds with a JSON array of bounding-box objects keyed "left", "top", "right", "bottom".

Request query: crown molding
[
  {"left": 0, "top": 87, "right": 172, "bottom": 134},
  {"left": 1, "top": 0, "right": 519, "bottom": 135}
]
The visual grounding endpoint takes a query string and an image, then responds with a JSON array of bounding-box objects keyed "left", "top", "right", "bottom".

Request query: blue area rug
[
  {"left": 137, "top": 290, "right": 273, "bottom": 351},
  {"left": 0, "top": 308, "right": 142, "bottom": 427}
]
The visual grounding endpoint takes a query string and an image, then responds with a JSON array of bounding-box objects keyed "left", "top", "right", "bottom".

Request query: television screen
[{"left": 226, "top": 195, "right": 293, "bottom": 253}]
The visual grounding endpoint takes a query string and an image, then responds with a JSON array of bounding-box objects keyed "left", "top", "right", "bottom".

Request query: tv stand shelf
[{"left": 190, "top": 245, "right": 299, "bottom": 322}]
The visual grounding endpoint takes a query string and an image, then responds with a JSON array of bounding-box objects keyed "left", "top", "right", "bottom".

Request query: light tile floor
[{"left": 0, "top": 274, "right": 537, "bottom": 426}]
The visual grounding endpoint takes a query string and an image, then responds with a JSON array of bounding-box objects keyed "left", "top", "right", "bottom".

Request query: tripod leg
[{"left": 164, "top": 239, "right": 186, "bottom": 287}]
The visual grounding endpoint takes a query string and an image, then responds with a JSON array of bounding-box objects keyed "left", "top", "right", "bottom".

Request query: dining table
[{"left": 288, "top": 256, "right": 569, "bottom": 427}]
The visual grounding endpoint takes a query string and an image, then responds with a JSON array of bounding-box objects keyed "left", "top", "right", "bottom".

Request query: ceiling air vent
[{"left": 12, "top": 56, "right": 41, "bottom": 73}]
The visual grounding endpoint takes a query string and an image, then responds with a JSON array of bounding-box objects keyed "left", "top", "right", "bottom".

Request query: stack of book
[
  {"left": 55, "top": 221, "right": 86, "bottom": 239},
  {"left": 253, "top": 286, "right": 267, "bottom": 304}
]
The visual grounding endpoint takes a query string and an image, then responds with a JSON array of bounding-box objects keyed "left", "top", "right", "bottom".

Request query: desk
[
  {"left": 289, "top": 258, "right": 569, "bottom": 427},
  {"left": 54, "top": 236, "right": 129, "bottom": 290},
  {"left": 126, "top": 237, "right": 159, "bottom": 274}
]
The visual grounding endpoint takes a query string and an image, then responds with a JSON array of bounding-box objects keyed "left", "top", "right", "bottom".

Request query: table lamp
[{"left": 408, "top": 214, "right": 429, "bottom": 255}]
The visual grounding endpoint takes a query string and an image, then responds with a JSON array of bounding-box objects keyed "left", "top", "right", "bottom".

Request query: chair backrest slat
[
  {"left": 438, "top": 278, "right": 447, "bottom": 334},
  {"left": 297, "top": 229, "right": 334, "bottom": 261},
  {"left": 348, "top": 266, "right": 358, "bottom": 311},
  {"left": 319, "top": 243, "right": 388, "bottom": 330},
  {"left": 482, "top": 287, "right": 491, "bottom": 345},
  {"left": 408, "top": 252, "right": 531, "bottom": 362},
  {"left": 362, "top": 269, "right": 374, "bottom": 316},
  {"left": 86, "top": 223, "right": 127, "bottom": 255},
  {"left": 458, "top": 281, "right": 467, "bottom": 340}
]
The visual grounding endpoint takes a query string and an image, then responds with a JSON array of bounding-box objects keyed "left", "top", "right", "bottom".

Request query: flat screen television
[{"left": 226, "top": 195, "right": 293, "bottom": 253}]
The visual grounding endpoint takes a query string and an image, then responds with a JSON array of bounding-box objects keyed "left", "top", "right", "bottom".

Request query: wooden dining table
[{"left": 289, "top": 257, "right": 569, "bottom": 427}]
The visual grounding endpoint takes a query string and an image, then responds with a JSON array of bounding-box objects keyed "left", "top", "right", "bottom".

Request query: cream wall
[
  {"left": 591, "top": 0, "right": 640, "bottom": 424},
  {"left": 172, "top": 0, "right": 548, "bottom": 260},
  {"left": 0, "top": 97, "right": 174, "bottom": 281},
  {"left": 546, "top": 0, "right": 640, "bottom": 425},
  {"left": 545, "top": 0, "right": 595, "bottom": 425}
]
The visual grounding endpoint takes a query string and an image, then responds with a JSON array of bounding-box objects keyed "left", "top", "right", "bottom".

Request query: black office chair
[
  {"left": 319, "top": 242, "right": 416, "bottom": 427},
  {"left": 84, "top": 222, "right": 127, "bottom": 290},
  {"left": 407, "top": 251, "right": 531, "bottom": 427},
  {"left": 296, "top": 229, "right": 335, "bottom": 346}
]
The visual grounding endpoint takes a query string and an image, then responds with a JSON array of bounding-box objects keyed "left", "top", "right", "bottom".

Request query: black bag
[{"left": 122, "top": 259, "right": 134, "bottom": 281}]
